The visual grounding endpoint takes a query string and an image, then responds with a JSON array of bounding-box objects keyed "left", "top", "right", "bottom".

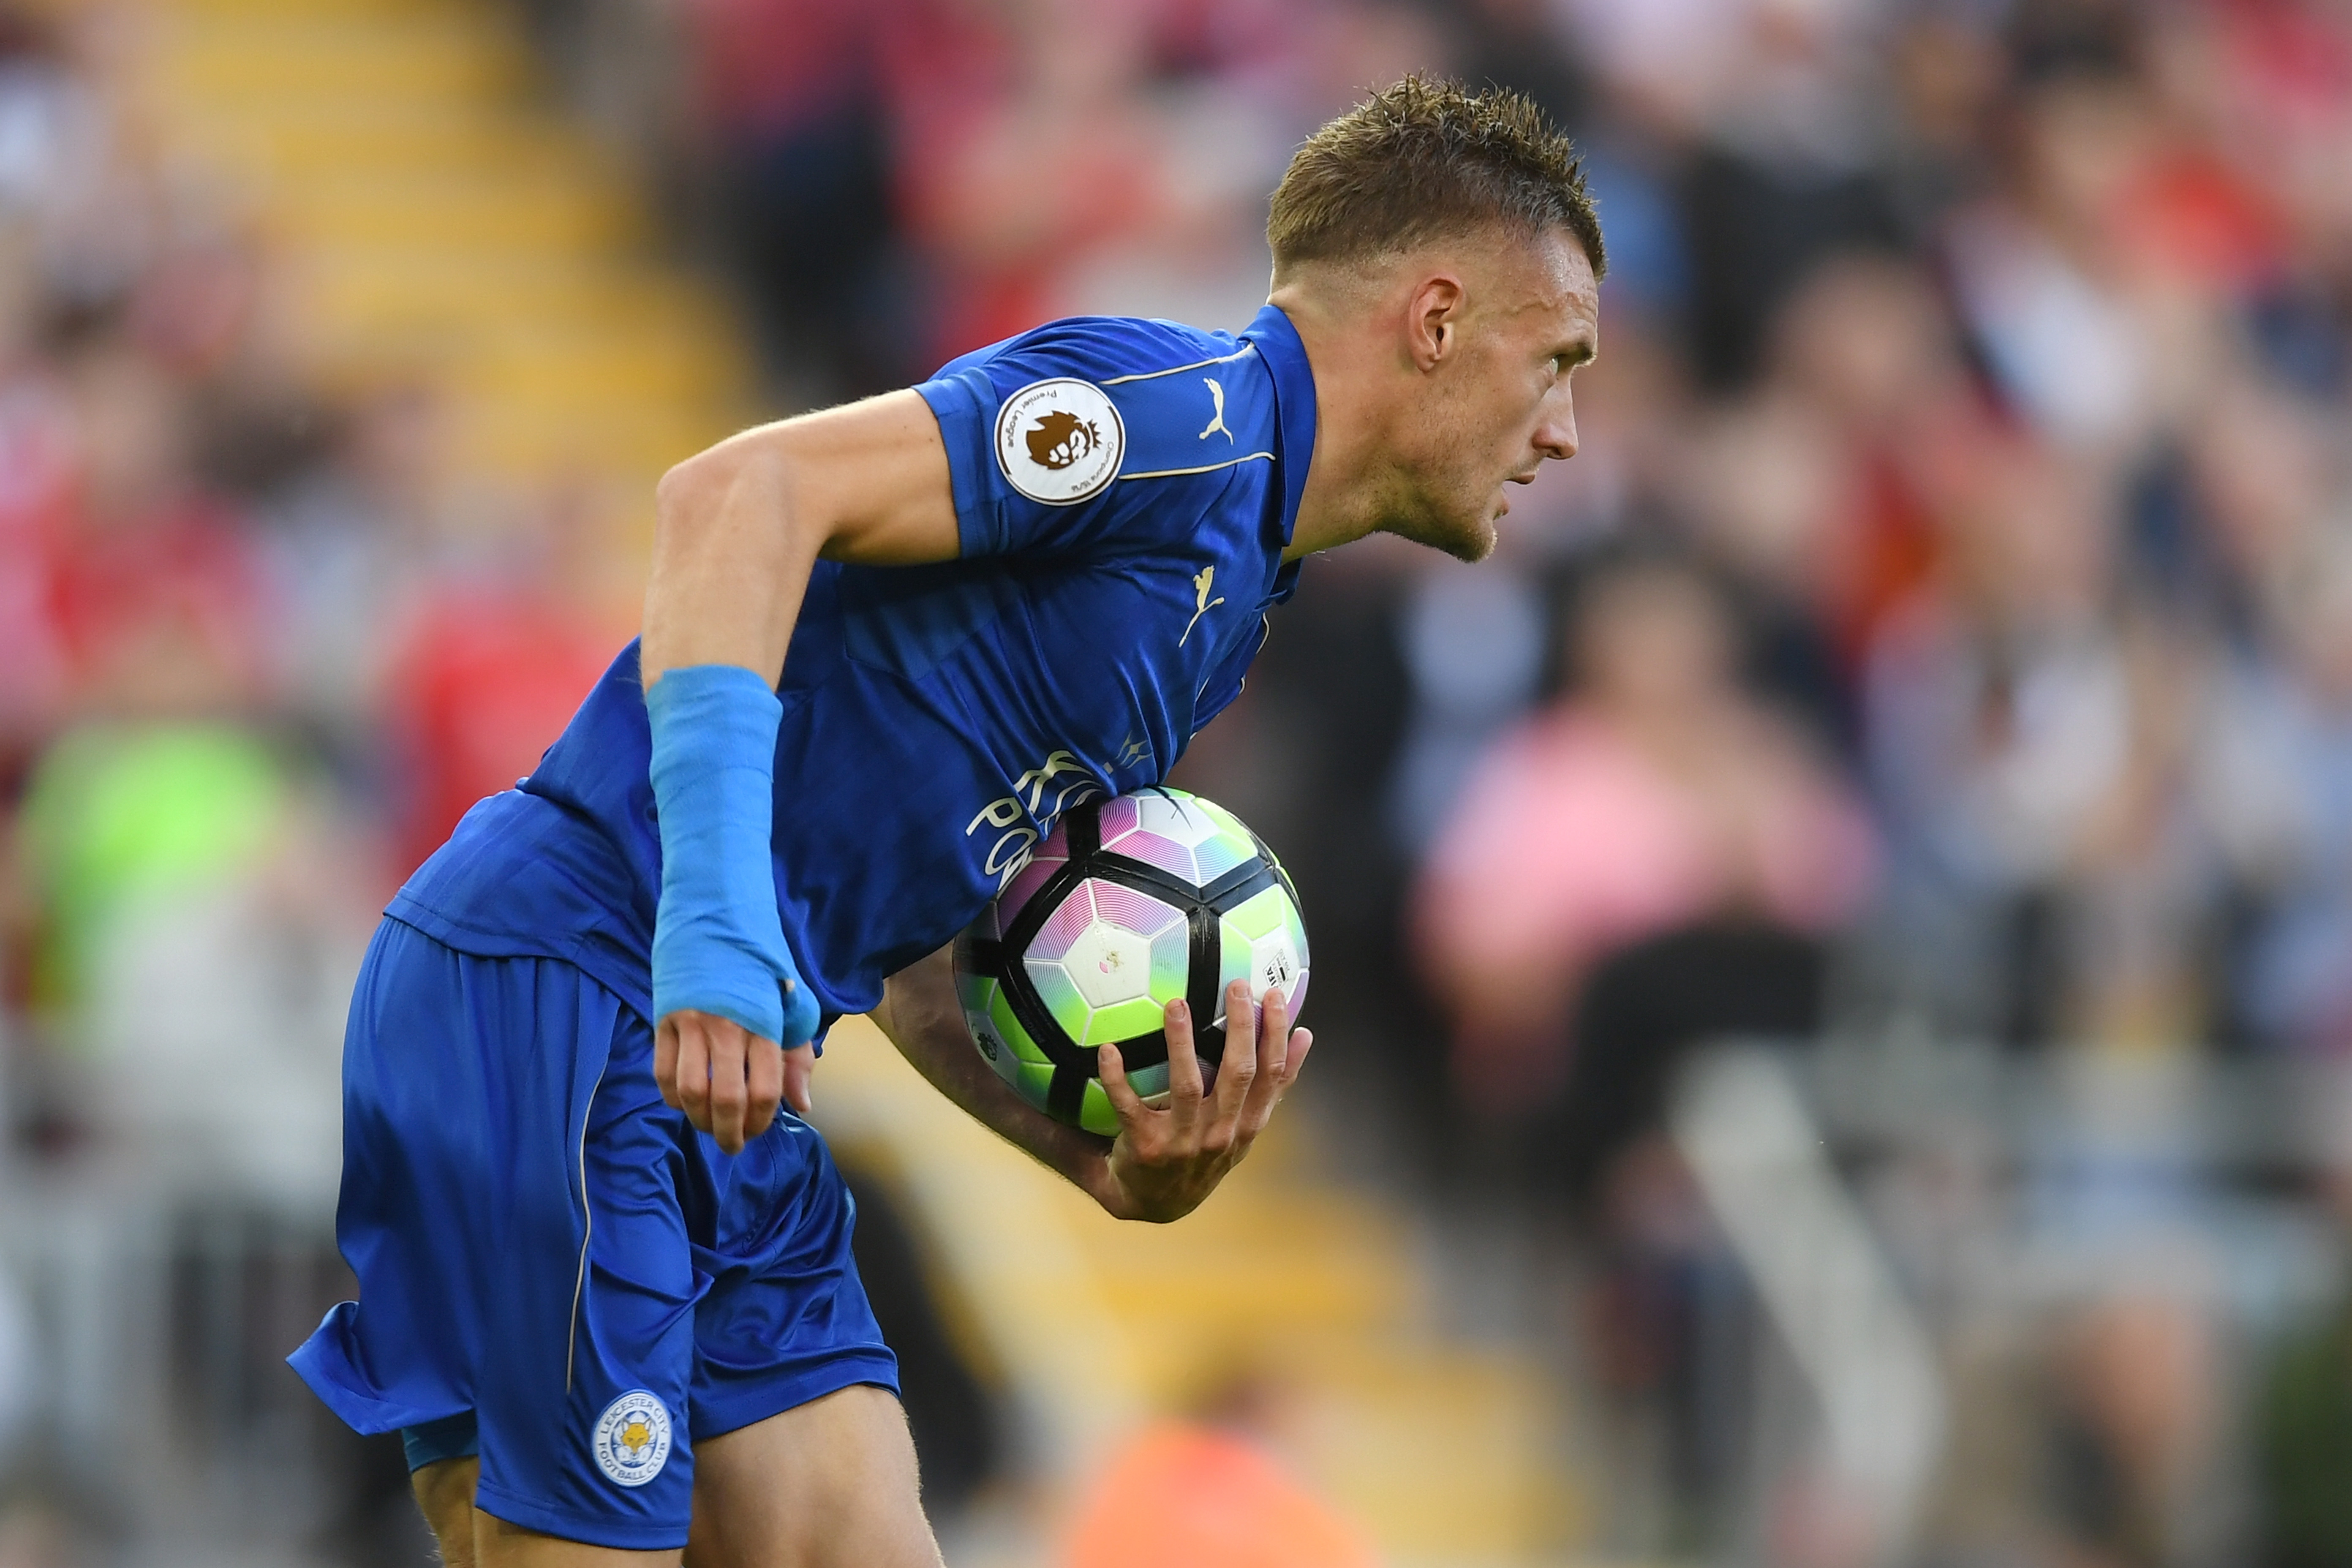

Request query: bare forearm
[{"left": 872, "top": 950, "right": 1112, "bottom": 1199}]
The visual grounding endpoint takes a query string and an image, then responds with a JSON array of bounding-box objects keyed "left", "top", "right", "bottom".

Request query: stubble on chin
[
  {"left": 1382, "top": 501, "right": 1497, "bottom": 564},
  {"left": 1450, "top": 510, "right": 1500, "bottom": 564}
]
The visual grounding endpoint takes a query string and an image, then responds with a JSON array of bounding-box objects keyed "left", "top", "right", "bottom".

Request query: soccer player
[{"left": 291, "top": 76, "right": 1602, "bottom": 1566}]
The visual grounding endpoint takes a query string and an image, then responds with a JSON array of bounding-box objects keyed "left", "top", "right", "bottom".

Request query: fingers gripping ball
[{"left": 953, "top": 789, "right": 1309, "bottom": 1135}]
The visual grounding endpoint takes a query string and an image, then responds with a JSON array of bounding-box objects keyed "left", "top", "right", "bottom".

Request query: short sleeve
[{"left": 914, "top": 317, "right": 1222, "bottom": 561}]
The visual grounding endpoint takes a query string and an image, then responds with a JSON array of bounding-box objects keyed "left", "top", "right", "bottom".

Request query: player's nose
[{"left": 1535, "top": 399, "right": 1579, "bottom": 463}]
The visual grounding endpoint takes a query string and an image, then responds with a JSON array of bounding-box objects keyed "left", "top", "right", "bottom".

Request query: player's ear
[{"left": 1405, "top": 271, "right": 1465, "bottom": 373}]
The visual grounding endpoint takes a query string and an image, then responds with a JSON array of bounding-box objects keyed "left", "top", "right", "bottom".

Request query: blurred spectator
[
  {"left": 1675, "top": 252, "right": 1988, "bottom": 750},
  {"left": 1413, "top": 553, "right": 1873, "bottom": 1554},
  {"left": 1415, "top": 551, "right": 1874, "bottom": 1122},
  {"left": 1861, "top": 435, "right": 2237, "bottom": 1050},
  {"left": 2200, "top": 530, "right": 2352, "bottom": 1053},
  {"left": 376, "top": 511, "right": 623, "bottom": 879},
  {"left": 681, "top": 0, "right": 912, "bottom": 400},
  {"left": 1445, "top": 0, "right": 1591, "bottom": 134},
  {"left": 50, "top": 332, "right": 271, "bottom": 715},
  {"left": 1564, "top": 0, "right": 1903, "bottom": 388},
  {"left": 248, "top": 377, "right": 440, "bottom": 766},
  {"left": 15, "top": 722, "right": 285, "bottom": 1023},
  {"left": 1061, "top": 1373, "right": 1378, "bottom": 1568},
  {"left": 1387, "top": 558, "right": 1549, "bottom": 857},
  {"left": 2046, "top": 1290, "right": 2222, "bottom": 1566},
  {"left": 1933, "top": 1280, "right": 2225, "bottom": 1568}
]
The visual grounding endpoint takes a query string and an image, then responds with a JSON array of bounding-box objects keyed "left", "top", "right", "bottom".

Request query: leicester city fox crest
[{"left": 593, "top": 1389, "right": 673, "bottom": 1487}]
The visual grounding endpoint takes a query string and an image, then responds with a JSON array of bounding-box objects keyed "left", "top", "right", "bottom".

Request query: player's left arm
[
  {"left": 644, "top": 389, "right": 961, "bottom": 682},
  {"left": 873, "top": 946, "right": 1314, "bottom": 1223}
]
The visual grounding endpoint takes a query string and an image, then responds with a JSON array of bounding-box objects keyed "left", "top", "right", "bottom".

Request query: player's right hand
[
  {"left": 1092, "top": 980, "right": 1312, "bottom": 1223},
  {"left": 657, "top": 1009, "right": 815, "bottom": 1154}
]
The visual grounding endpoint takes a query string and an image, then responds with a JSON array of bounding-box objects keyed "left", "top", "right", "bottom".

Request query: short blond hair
[{"left": 1267, "top": 75, "right": 1605, "bottom": 278}]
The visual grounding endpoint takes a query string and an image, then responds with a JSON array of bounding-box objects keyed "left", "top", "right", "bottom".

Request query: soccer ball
[{"left": 952, "top": 788, "right": 1308, "bottom": 1136}]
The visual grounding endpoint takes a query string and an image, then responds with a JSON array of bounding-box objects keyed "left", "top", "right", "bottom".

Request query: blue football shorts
[{"left": 290, "top": 917, "right": 898, "bottom": 1549}]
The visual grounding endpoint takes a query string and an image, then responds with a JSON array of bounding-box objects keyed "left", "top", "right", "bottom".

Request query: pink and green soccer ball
[{"left": 951, "top": 788, "right": 1309, "bottom": 1135}]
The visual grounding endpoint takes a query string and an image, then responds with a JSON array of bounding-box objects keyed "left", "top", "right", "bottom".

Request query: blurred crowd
[
  {"left": 0, "top": 5, "right": 638, "bottom": 1173},
  {"left": 0, "top": 10, "right": 642, "bottom": 1554},
  {"left": 3, "top": 0, "right": 2352, "bottom": 1561}
]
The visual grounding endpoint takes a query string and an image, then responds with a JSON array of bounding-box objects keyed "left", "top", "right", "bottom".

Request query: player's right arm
[{"left": 642, "top": 392, "right": 960, "bottom": 1154}]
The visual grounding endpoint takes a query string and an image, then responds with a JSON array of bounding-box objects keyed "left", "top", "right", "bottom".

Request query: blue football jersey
[{"left": 385, "top": 305, "right": 1316, "bottom": 1031}]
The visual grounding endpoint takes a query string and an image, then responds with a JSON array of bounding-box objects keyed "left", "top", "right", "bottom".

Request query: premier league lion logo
[
  {"left": 1025, "top": 409, "right": 1101, "bottom": 471},
  {"left": 996, "top": 377, "right": 1123, "bottom": 503}
]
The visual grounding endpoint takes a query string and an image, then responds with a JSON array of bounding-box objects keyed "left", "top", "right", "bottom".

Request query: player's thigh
[
  {"left": 414, "top": 1458, "right": 482, "bottom": 1568},
  {"left": 684, "top": 1386, "right": 939, "bottom": 1568},
  {"left": 474, "top": 1508, "right": 681, "bottom": 1568},
  {"left": 414, "top": 1459, "right": 685, "bottom": 1568}
]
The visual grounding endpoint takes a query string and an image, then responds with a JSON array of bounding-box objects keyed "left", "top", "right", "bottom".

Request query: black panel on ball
[
  {"left": 980, "top": 793, "right": 1288, "bottom": 1102},
  {"left": 1184, "top": 901, "right": 1225, "bottom": 1069}
]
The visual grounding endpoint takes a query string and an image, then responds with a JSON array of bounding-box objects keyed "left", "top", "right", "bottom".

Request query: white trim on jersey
[
  {"left": 1099, "top": 343, "right": 1260, "bottom": 385},
  {"left": 1120, "top": 451, "right": 1277, "bottom": 480}
]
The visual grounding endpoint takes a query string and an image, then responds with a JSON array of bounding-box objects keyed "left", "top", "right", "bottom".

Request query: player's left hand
[
  {"left": 1092, "top": 980, "right": 1312, "bottom": 1223},
  {"left": 657, "top": 1008, "right": 817, "bottom": 1154}
]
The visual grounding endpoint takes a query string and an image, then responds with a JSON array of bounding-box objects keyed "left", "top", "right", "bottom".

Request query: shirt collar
[{"left": 1239, "top": 303, "right": 1318, "bottom": 550}]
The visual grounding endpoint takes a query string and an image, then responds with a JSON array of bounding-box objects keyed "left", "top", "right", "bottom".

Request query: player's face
[{"left": 1388, "top": 228, "right": 1599, "bottom": 562}]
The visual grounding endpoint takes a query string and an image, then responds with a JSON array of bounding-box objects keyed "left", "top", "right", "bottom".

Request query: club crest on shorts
[
  {"left": 592, "top": 1389, "right": 672, "bottom": 1487},
  {"left": 995, "top": 378, "right": 1124, "bottom": 505}
]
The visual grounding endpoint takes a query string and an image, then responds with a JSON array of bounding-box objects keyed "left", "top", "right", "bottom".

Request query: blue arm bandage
[{"left": 647, "top": 663, "right": 821, "bottom": 1046}]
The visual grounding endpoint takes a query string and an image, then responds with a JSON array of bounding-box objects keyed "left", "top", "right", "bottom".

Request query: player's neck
[{"left": 1272, "top": 291, "right": 1398, "bottom": 562}]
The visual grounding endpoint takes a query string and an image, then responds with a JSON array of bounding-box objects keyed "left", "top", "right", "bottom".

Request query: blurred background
[{"left": 0, "top": 0, "right": 2350, "bottom": 1563}]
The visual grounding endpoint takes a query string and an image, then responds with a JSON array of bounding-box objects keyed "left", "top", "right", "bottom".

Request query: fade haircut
[{"left": 1267, "top": 76, "right": 1605, "bottom": 280}]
